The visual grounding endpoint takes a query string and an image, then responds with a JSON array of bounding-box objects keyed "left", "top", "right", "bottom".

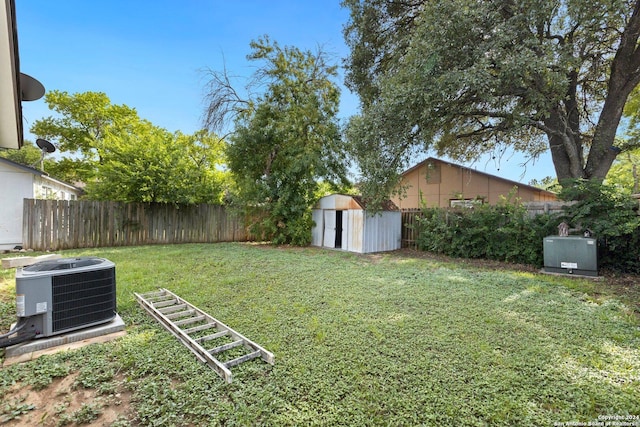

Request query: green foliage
[
  {"left": 623, "top": 85, "right": 640, "bottom": 151},
  {"left": 25, "top": 357, "right": 71, "bottom": 390},
  {"left": 68, "top": 403, "right": 102, "bottom": 425},
  {"left": 343, "top": 0, "right": 640, "bottom": 203},
  {"left": 415, "top": 195, "right": 557, "bottom": 265},
  {"left": 30, "top": 91, "right": 142, "bottom": 183},
  {"left": 31, "top": 91, "right": 140, "bottom": 160},
  {"left": 606, "top": 149, "right": 640, "bottom": 193},
  {"left": 211, "top": 37, "right": 349, "bottom": 244},
  {"left": 559, "top": 181, "right": 640, "bottom": 272},
  {"left": 85, "top": 127, "right": 228, "bottom": 204},
  {"left": 3, "top": 244, "right": 640, "bottom": 425},
  {"left": 30, "top": 91, "right": 229, "bottom": 203},
  {"left": 0, "top": 397, "right": 35, "bottom": 423},
  {"left": 413, "top": 181, "right": 640, "bottom": 273},
  {"left": 529, "top": 176, "right": 561, "bottom": 193}
]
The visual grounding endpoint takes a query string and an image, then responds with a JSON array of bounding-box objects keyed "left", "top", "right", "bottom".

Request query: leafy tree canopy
[
  {"left": 606, "top": 149, "right": 640, "bottom": 193},
  {"left": 31, "top": 90, "right": 229, "bottom": 203},
  {"left": 86, "top": 126, "right": 228, "bottom": 204},
  {"left": 343, "top": 0, "right": 640, "bottom": 205},
  {"left": 203, "top": 36, "right": 350, "bottom": 244},
  {"left": 31, "top": 90, "right": 141, "bottom": 162},
  {"left": 606, "top": 84, "right": 640, "bottom": 192}
]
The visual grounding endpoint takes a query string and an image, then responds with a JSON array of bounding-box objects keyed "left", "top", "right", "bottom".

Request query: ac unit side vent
[{"left": 52, "top": 268, "right": 116, "bottom": 333}]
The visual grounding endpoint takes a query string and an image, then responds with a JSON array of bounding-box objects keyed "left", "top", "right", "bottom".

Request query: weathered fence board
[
  {"left": 401, "top": 209, "right": 423, "bottom": 249},
  {"left": 22, "top": 199, "right": 257, "bottom": 251}
]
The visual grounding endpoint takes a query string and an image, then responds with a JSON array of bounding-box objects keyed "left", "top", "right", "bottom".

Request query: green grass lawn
[{"left": 1, "top": 243, "right": 639, "bottom": 426}]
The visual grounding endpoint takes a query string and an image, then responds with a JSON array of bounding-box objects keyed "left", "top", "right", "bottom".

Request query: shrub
[
  {"left": 413, "top": 181, "right": 640, "bottom": 273},
  {"left": 415, "top": 195, "right": 557, "bottom": 266},
  {"left": 559, "top": 180, "right": 640, "bottom": 273}
]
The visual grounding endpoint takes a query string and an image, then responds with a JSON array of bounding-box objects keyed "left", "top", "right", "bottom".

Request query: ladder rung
[
  {"left": 183, "top": 323, "right": 217, "bottom": 335},
  {"left": 197, "top": 330, "right": 228, "bottom": 343},
  {"left": 140, "top": 291, "right": 166, "bottom": 299},
  {"left": 209, "top": 339, "right": 244, "bottom": 355},
  {"left": 165, "top": 309, "right": 196, "bottom": 320},
  {"left": 134, "top": 288, "right": 274, "bottom": 383},
  {"left": 159, "top": 303, "right": 187, "bottom": 314},
  {"left": 174, "top": 315, "right": 206, "bottom": 326},
  {"left": 224, "top": 350, "right": 261, "bottom": 368},
  {"left": 153, "top": 299, "right": 178, "bottom": 308}
]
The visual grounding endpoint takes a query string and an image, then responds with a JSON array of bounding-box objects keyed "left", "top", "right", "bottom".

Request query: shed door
[{"left": 323, "top": 210, "right": 336, "bottom": 248}]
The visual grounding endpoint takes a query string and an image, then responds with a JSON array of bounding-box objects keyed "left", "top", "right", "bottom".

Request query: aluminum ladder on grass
[{"left": 134, "top": 288, "right": 274, "bottom": 383}]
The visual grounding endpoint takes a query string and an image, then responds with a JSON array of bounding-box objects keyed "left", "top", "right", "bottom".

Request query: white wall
[
  {"left": 362, "top": 211, "right": 402, "bottom": 253},
  {"left": 0, "top": 166, "right": 33, "bottom": 249},
  {"left": 34, "top": 175, "right": 78, "bottom": 200},
  {"left": 311, "top": 209, "right": 324, "bottom": 247}
]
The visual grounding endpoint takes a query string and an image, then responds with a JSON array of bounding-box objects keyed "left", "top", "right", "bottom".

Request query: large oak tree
[{"left": 343, "top": 0, "right": 640, "bottom": 203}]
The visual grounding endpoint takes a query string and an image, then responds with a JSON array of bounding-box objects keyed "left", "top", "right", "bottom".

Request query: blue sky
[{"left": 15, "top": 0, "right": 556, "bottom": 184}]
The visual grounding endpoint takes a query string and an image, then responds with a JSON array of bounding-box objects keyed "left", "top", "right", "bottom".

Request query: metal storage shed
[{"left": 311, "top": 194, "right": 401, "bottom": 254}]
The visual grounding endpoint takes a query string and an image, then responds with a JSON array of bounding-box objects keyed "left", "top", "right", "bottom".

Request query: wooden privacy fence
[{"left": 23, "top": 199, "right": 257, "bottom": 251}]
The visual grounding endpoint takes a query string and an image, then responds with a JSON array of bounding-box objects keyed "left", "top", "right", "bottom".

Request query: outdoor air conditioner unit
[
  {"left": 543, "top": 236, "right": 598, "bottom": 277},
  {"left": 10, "top": 257, "right": 116, "bottom": 341}
]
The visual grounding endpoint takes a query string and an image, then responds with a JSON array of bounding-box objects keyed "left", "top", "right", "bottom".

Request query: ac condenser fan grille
[{"left": 52, "top": 268, "right": 116, "bottom": 333}]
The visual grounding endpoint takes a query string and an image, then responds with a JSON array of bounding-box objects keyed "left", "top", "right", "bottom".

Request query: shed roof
[{"left": 314, "top": 194, "right": 399, "bottom": 211}]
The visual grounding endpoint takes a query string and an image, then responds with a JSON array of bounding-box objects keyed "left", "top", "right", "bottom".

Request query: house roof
[
  {"left": 402, "top": 157, "right": 557, "bottom": 197},
  {"left": 0, "top": 157, "right": 81, "bottom": 192}
]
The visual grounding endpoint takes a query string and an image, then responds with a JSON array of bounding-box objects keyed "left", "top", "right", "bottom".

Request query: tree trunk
[
  {"left": 545, "top": 105, "right": 584, "bottom": 182},
  {"left": 584, "top": 0, "right": 640, "bottom": 180},
  {"left": 548, "top": 0, "right": 640, "bottom": 185}
]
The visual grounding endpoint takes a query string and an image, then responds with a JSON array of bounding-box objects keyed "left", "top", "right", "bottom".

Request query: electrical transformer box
[{"left": 543, "top": 236, "right": 598, "bottom": 277}]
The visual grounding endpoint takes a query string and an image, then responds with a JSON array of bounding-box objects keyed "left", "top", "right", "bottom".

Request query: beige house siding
[{"left": 392, "top": 158, "right": 557, "bottom": 209}]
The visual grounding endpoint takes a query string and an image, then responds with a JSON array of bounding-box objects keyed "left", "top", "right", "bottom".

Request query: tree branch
[{"left": 201, "top": 66, "right": 251, "bottom": 133}]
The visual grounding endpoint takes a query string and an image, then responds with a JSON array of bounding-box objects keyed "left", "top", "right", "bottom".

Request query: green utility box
[{"left": 543, "top": 236, "right": 598, "bottom": 277}]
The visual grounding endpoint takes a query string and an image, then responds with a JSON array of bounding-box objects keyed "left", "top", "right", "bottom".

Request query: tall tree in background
[
  {"left": 32, "top": 90, "right": 229, "bottom": 202},
  {"left": 343, "top": 0, "right": 640, "bottom": 205},
  {"left": 30, "top": 90, "right": 142, "bottom": 183},
  {"left": 86, "top": 126, "right": 228, "bottom": 204},
  {"left": 203, "top": 37, "right": 349, "bottom": 245}
]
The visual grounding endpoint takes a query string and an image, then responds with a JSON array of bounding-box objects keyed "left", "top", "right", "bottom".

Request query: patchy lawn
[{"left": 1, "top": 244, "right": 639, "bottom": 426}]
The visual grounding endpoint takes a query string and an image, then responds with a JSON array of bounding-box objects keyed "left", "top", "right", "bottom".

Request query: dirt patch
[{"left": 1, "top": 372, "right": 134, "bottom": 426}]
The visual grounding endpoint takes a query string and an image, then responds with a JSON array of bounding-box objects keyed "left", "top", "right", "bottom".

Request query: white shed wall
[
  {"left": 311, "top": 209, "right": 323, "bottom": 247},
  {"left": 346, "top": 209, "right": 363, "bottom": 253},
  {"left": 311, "top": 194, "right": 401, "bottom": 254},
  {"left": 362, "top": 211, "right": 402, "bottom": 253}
]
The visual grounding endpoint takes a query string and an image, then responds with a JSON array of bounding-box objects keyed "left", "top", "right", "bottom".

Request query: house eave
[{"left": 0, "top": 0, "right": 23, "bottom": 150}]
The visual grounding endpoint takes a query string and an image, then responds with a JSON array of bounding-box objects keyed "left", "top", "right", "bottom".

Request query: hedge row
[{"left": 413, "top": 184, "right": 640, "bottom": 274}]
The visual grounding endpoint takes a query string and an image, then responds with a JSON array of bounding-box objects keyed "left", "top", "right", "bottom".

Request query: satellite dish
[
  {"left": 32, "top": 139, "right": 56, "bottom": 171},
  {"left": 20, "top": 73, "right": 45, "bottom": 101},
  {"left": 36, "top": 138, "right": 56, "bottom": 153}
]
